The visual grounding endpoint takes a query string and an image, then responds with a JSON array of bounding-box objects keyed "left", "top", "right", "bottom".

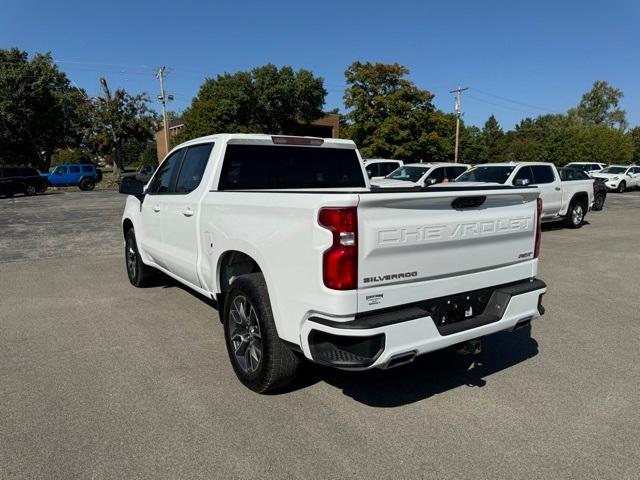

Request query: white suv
[
  {"left": 593, "top": 165, "right": 640, "bottom": 193},
  {"left": 566, "top": 162, "right": 606, "bottom": 176},
  {"left": 371, "top": 163, "right": 469, "bottom": 188},
  {"left": 363, "top": 159, "right": 404, "bottom": 179}
]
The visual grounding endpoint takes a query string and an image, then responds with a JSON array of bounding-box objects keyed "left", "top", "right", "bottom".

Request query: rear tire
[
  {"left": 564, "top": 199, "right": 586, "bottom": 228},
  {"left": 124, "top": 229, "right": 157, "bottom": 287},
  {"left": 25, "top": 185, "right": 37, "bottom": 196},
  {"left": 593, "top": 193, "right": 605, "bottom": 211},
  {"left": 617, "top": 181, "right": 626, "bottom": 193},
  {"left": 79, "top": 179, "right": 95, "bottom": 191},
  {"left": 223, "top": 273, "right": 303, "bottom": 393}
]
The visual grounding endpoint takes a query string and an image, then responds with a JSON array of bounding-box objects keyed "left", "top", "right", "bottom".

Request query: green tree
[
  {"left": 628, "top": 127, "right": 640, "bottom": 164},
  {"left": 0, "top": 48, "right": 87, "bottom": 170},
  {"left": 342, "top": 62, "right": 438, "bottom": 162},
  {"left": 477, "top": 115, "right": 506, "bottom": 163},
  {"left": 51, "top": 148, "right": 91, "bottom": 165},
  {"left": 87, "top": 78, "right": 157, "bottom": 176},
  {"left": 571, "top": 80, "right": 627, "bottom": 129},
  {"left": 177, "top": 64, "right": 326, "bottom": 141}
]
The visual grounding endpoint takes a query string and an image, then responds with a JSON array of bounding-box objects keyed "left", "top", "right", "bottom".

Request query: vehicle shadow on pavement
[
  {"left": 542, "top": 220, "right": 591, "bottom": 232},
  {"left": 314, "top": 325, "right": 538, "bottom": 407}
]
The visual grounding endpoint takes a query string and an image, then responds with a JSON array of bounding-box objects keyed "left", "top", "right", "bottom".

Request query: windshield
[
  {"left": 385, "top": 166, "right": 428, "bottom": 182},
  {"left": 599, "top": 166, "right": 626, "bottom": 174},
  {"left": 455, "top": 166, "right": 515, "bottom": 184}
]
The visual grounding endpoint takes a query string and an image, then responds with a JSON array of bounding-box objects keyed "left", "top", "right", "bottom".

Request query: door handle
[
  {"left": 555, "top": 187, "right": 561, "bottom": 191},
  {"left": 152, "top": 205, "right": 161, "bottom": 212},
  {"left": 182, "top": 207, "right": 194, "bottom": 217}
]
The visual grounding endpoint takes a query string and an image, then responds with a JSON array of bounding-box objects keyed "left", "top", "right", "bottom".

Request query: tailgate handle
[{"left": 452, "top": 196, "right": 486, "bottom": 209}]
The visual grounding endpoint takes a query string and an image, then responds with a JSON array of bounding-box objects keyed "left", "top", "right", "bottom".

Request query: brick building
[{"left": 156, "top": 113, "right": 340, "bottom": 161}]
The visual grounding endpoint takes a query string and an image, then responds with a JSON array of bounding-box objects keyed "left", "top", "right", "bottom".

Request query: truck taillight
[
  {"left": 534, "top": 197, "right": 542, "bottom": 258},
  {"left": 318, "top": 207, "right": 358, "bottom": 290}
]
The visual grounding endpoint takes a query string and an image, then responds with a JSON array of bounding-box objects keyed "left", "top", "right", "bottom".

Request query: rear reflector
[
  {"left": 318, "top": 207, "right": 358, "bottom": 290},
  {"left": 272, "top": 136, "right": 324, "bottom": 146},
  {"left": 534, "top": 197, "right": 542, "bottom": 258}
]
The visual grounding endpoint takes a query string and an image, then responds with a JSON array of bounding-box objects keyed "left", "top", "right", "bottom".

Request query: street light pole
[{"left": 450, "top": 86, "right": 468, "bottom": 163}]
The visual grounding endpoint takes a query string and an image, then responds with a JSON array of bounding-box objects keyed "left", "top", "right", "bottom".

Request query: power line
[{"left": 470, "top": 87, "right": 559, "bottom": 113}]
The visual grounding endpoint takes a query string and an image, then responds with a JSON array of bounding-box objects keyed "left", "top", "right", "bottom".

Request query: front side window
[
  {"left": 380, "top": 162, "right": 400, "bottom": 176},
  {"left": 365, "top": 164, "right": 380, "bottom": 178},
  {"left": 147, "top": 149, "right": 184, "bottom": 194},
  {"left": 514, "top": 166, "right": 535, "bottom": 184},
  {"left": 175, "top": 143, "right": 213, "bottom": 193},
  {"left": 446, "top": 166, "right": 468, "bottom": 179},
  {"left": 53, "top": 166, "right": 67, "bottom": 175},
  {"left": 531, "top": 165, "right": 555, "bottom": 184},
  {"left": 427, "top": 167, "right": 446, "bottom": 183}
]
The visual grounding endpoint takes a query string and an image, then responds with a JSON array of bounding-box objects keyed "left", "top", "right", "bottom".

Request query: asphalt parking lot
[{"left": 1, "top": 190, "right": 639, "bottom": 479}]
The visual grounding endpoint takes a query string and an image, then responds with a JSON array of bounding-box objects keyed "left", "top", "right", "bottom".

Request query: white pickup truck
[
  {"left": 455, "top": 162, "right": 594, "bottom": 228},
  {"left": 120, "top": 134, "right": 546, "bottom": 393}
]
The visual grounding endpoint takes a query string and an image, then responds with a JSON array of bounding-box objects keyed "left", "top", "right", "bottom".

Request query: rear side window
[
  {"left": 219, "top": 145, "right": 365, "bottom": 190},
  {"left": 147, "top": 149, "right": 184, "bottom": 194},
  {"left": 70, "top": 166, "right": 80, "bottom": 173},
  {"left": 82, "top": 166, "right": 93, "bottom": 173},
  {"left": 531, "top": 165, "right": 555, "bottom": 184},
  {"left": 175, "top": 143, "right": 213, "bottom": 193}
]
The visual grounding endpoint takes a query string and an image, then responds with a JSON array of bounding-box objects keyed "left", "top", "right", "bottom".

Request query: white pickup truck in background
[
  {"left": 455, "top": 162, "right": 594, "bottom": 228},
  {"left": 120, "top": 135, "right": 546, "bottom": 393}
]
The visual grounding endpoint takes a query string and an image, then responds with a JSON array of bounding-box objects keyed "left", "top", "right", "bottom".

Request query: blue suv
[{"left": 42, "top": 163, "right": 103, "bottom": 191}]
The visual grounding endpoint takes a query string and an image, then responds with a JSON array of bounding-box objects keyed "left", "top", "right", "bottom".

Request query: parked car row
[
  {"left": 0, "top": 167, "right": 48, "bottom": 197},
  {"left": 368, "top": 158, "right": 639, "bottom": 228}
]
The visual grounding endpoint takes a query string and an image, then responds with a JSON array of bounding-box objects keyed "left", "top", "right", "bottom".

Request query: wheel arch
[
  {"left": 122, "top": 218, "right": 134, "bottom": 240},
  {"left": 570, "top": 191, "right": 589, "bottom": 209}
]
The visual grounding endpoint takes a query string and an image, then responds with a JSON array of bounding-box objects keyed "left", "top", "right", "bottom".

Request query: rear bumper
[{"left": 300, "top": 278, "right": 546, "bottom": 369}]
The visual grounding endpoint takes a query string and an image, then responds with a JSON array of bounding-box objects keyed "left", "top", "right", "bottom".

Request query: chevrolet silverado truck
[
  {"left": 455, "top": 162, "right": 594, "bottom": 228},
  {"left": 119, "top": 134, "right": 547, "bottom": 393}
]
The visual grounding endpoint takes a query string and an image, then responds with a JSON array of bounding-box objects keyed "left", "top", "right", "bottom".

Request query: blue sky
[{"left": 2, "top": 0, "right": 638, "bottom": 129}]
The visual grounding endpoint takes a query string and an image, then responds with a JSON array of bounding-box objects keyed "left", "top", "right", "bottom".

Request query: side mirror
[
  {"left": 119, "top": 177, "right": 144, "bottom": 195},
  {"left": 514, "top": 178, "right": 530, "bottom": 186},
  {"left": 424, "top": 178, "right": 437, "bottom": 186},
  {"left": 366, "top": 171, "right": 373, "bottom": 179}
]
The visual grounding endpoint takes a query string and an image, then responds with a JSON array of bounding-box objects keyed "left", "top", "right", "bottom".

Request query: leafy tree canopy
[
  {"left": 342, "top": 62, "right": 441, "bottom": 162},
  {"left": 0, "top": 48, "right": 87, "bottom": 169},
  {"left": 570, "top": 80, "right": 627, "bottom": 130},
  {"left": 86, "top": 78, "right": 157, "bottom": 174},
  {"left": 176, "top": 64, "right": 326, "bottom": 142}
]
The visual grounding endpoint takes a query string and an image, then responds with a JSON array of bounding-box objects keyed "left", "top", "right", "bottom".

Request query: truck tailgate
[{"left": 356, "top": 187, "right": 540, "bottom": 312}]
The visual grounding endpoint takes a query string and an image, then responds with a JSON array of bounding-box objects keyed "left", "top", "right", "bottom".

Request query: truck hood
[
  {"left": 370, "top": 178, "right": 419, "bottom": 188},
  {"left": 593, "top": 173, "right": 624, "bottom": 180}
]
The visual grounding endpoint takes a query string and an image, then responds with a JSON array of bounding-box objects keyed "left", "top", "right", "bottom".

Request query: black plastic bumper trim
[{"left": 309, "top": 278, "right": 546, "bottom": 333}]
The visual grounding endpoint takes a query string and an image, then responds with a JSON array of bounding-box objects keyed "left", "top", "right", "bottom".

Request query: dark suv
[{"left": 0, "top": 167, "right": 48, "bottom": 198}]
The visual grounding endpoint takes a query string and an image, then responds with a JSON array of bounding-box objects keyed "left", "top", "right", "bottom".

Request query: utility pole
[
  {"left": 449, "top": 86, "right": 468, "bottom": 163},
  {"left": 156, "top": 67, "right": 173, "bottom": 156}
]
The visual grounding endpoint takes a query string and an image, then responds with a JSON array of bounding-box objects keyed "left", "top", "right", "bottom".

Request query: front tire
[
  {"left": 124, "top": 229, "right": 157, "bottom": 287},
  {"left": 593, "top": 193, "right": 605, "bottom": 211},
  {"left": 617, "top": 181, "right": 626, "bottom": 193},
  {"left": 25, "top": 185, "right": 37, "bottom": 196},
  {"left": 565, "top": 199, "right": 586, "bottom": 228},
  {"left": 79, "top": 179, "right": 95, "bottom": 191},
  {"left": 223, "top": 273, "right": 303, "bottom": 393}
]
